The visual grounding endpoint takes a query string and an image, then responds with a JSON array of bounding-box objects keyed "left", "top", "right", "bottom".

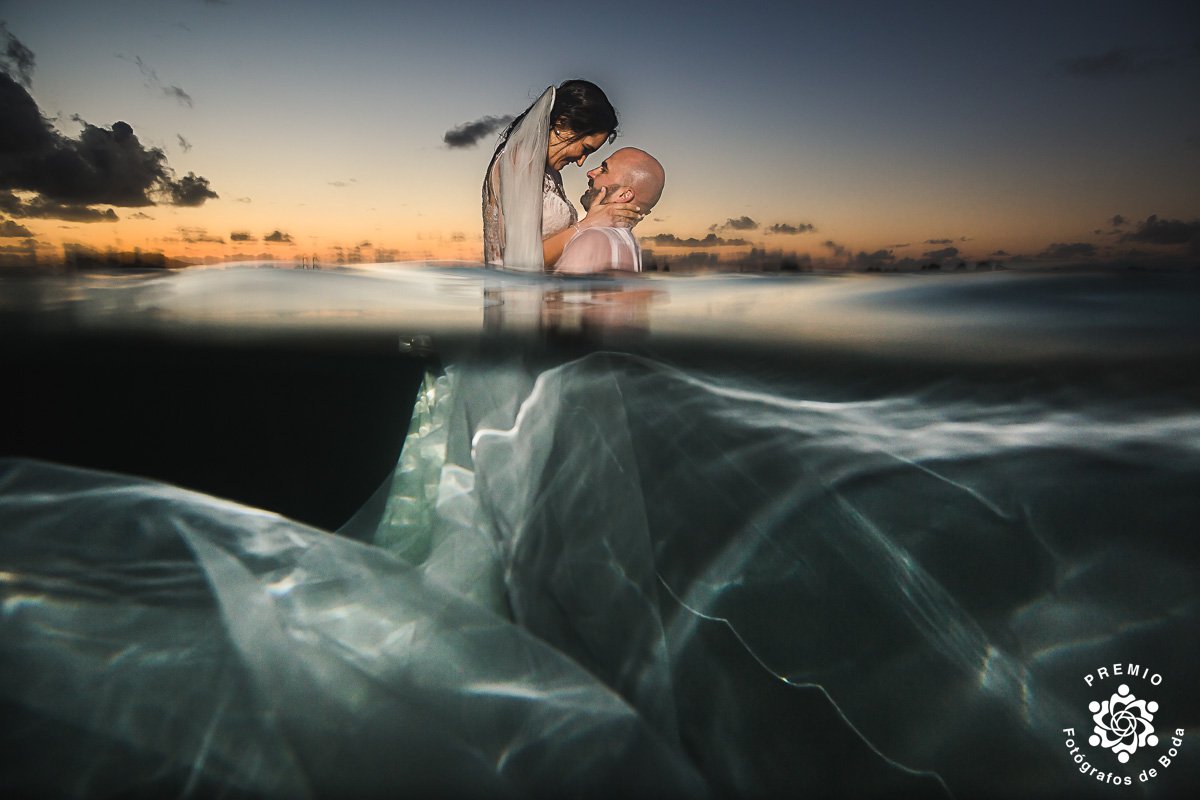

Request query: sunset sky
[{"left": 2, "top": 0, "right": 1198, "bottom": 269}]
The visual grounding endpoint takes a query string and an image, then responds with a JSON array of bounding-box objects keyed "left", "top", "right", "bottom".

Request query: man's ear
[{"left": 611, "top": 185, "right": 635, "bottom": 204}]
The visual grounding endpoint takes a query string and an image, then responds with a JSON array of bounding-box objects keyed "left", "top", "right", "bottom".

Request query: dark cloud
[
  {"left": 1, "top": 193, "right": 118, "bottom": 222},
  {"left": 1059, "top": 46, "right": 1178, "bottom": 79},
  {"left": 848, "top": 249, "right": 895, "bottom": 270},
  {"left": 177, "top": 134, "right": 193, "bottom": 152},
  {"left": 922, "top": 246, "right": 959, "bottom": 261},
  {"left": 230, "top": 231, "right": 255, "bottom": 242},
  {"left": 924, "top": 238, "right": 954, "bottom": 245},
  {"left": 1038, "top": 242, "right": 1096, "bottom": 260},
  {"left": 1, "top": 67, "right": 217, "bottom": 218},
  {"left": 1120, "top": 215, "right": 1200, "bottom": 253},
  {"left": 822, "top": 240, "right": 847, "bottom": 258},
  {"left": 1120, "top": 214, "right": 1200, "bottom": 245},
  {"left": 179, "top": 226, "right": 223, "bottom": 244},
  {"left": 766, "top": 222, "right": 816, "bottom": 235},
  {"left": 1110, "top": 214, "right": 1126, "bottom": 227},
  {"left": 264, "top": 230, "right": 293, "bottom": 243},
  {"left": 710, "top": 215, "right": 759, "bottom": 232},
  {"left": 1, "top": 22, "right": 35, "bottom": 88},
  {"left": 0, "top": 217, "right": 33, "bottom": 237},
  {"left": 163, "top": 85, "right": 194, "bottom": 107},
  {"left": 168, "top": 172, "right": 218, "bottom": 206},
  {"left": 443, "top": 115, "right": 514, "bottom": 149},
  {"left": 120, "top": 54, "right": 194, "bottom": 107},
  {"left": 889, "top": 243, "right": 910, "bottom": 248},
  {"left": 641, "top": 233, "right": 749, "bottom": 248},
  {"left": 130, "top": 211, "right": 154, "bottom": 220},
  {"left": 992, "top": 250, "right": 1010, "bottom": 256}
]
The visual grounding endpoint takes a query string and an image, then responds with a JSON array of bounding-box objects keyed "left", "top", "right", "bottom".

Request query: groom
[{"left": 555, "top": 148, "right": 665, "bottom": 274}]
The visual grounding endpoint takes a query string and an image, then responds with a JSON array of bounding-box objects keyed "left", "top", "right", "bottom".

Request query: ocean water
[{"left": 2, "top": 263, "right": 1198, "bottom": 798}]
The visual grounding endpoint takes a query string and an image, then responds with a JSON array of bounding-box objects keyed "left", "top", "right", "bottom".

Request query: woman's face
[{"left": 547, "top": 129, "right": 610, "bottom": 172}]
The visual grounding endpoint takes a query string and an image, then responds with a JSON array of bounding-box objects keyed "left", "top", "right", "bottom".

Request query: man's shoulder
[
  {"left": 572, "top": 226, "right": 635, "bottom": 242},
  {"left": 573, "top": 226, "right": 619, "bottom": 237}
]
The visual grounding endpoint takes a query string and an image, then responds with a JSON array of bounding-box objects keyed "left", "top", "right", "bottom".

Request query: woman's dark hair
[
  {"left": 548, "top": 79, "right": 618, "bottom": 143},
  {"left": 489, "top": 79, "right": 618, "bottom": 164}
]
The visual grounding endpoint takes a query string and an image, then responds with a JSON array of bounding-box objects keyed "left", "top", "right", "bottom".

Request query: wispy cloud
[
  {"left": 1, "top": 21, "right": 35, "bottom": 88},
  {"left": 1058, "top": 45, "right": 1182, "bottom": 79},
  {"left": 0, "top": 192, "right": 119, "bottom": 222},
  {"left": 847, "top": 249, "right": 895, "bottom": 270},
  {"left": 177, "top": 134, "right": 193, "bottom": 153},
  {"left": 443, "top": 115, "right": 514, "bottom": 149},
  {"left": 179, "top": 226, "right": 223, "bottom": 244},
  {"left": 922, "top": 246, "right": 960, "bottom": 261},
  {"left": 1038, "top": 242, "right": 1096, "bottom": 260},
  {"left": 822, "top": 240, "right": 847, "bottom": 258},
  {"left": 642, "top": 232, "right": 749, "bottom": 248},
  {"left": 710, "top": 215, "right": 759, "bottom": 232},
  {"left": 0, "top": 218, "right": 34, "bottom": 237},
  {"left": 766, "top": 223, "right": 816, "bottom": 235},
  {"left": 118, "top": 54, "right": 194, "bottom": 107}
]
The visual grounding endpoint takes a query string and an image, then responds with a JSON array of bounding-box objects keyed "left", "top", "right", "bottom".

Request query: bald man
[{"left": 555, "top": 147, "right": 665, "bottom": 274}]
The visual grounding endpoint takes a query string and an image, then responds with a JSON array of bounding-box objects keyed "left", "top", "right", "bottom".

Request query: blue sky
[{"left": 2, "top": 0, "right": 1197, "bottom": 267}]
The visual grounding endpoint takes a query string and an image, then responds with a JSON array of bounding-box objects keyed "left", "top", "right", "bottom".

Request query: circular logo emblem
[{"left": 1088, "top": 684, "right": 1158, "bottom": 764}]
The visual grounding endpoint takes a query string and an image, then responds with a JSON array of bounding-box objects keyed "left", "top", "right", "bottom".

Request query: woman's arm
[
  {"left": 542, "top": 225, "right": 576, "bottom": 268},
  {"left": 542, "top": 186, "right": 643, "bottom": 268}
]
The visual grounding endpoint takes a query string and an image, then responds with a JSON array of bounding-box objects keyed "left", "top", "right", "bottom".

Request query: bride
[{"left": 483, "top": 80, "right": 643, "bottom": 270}]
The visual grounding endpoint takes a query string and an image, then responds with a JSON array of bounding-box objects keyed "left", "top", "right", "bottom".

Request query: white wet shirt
[{"left": 555, "top": 227, "right": 642, "bottom": 274}]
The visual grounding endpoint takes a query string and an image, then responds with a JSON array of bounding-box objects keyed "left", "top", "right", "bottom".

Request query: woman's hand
[{"left": 577, "top": 186, "right": 644, "bottom": 230}]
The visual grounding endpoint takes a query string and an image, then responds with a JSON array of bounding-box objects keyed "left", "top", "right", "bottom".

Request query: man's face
[{"left": 581, "top": 153, "right": 628, "bottom": 209}]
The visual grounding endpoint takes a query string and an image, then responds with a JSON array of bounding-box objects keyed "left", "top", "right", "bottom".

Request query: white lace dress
[{"left": 483, "top": 163, "right": 577, "bottom": 268}]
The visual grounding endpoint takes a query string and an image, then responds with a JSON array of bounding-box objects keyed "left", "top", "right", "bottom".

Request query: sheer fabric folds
[
  {"left": 3, "top": 351, "right": 1199, "bottom": 797},
  {"left": 483, "top": 87, "right": 554, "bottom": 271}
]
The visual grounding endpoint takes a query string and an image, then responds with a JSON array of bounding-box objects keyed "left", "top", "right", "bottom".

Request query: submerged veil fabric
[
  {"left": 483, "top": 87, "right": 554, "bottom": 271},
  {"left": 3, "top": 343, "right": 1198, "bottom": 797}
]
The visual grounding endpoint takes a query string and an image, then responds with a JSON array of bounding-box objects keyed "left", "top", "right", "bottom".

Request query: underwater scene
[{"left": 2, "top": 264, "right": 1198, "bottom": 798}]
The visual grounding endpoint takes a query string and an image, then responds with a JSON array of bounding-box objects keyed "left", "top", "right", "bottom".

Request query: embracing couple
[{"left": 482, "top": 80, "right": 664, "bottom": 274}]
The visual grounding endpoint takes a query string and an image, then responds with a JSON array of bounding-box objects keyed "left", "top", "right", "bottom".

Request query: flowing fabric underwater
[{"left": 2, "top": 267, "right": 1200, "bottom": 798}]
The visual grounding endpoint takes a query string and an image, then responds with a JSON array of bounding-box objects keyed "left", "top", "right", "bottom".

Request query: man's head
[{"left": 581, "top": 147, "right": 665, "bottom": 213}]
